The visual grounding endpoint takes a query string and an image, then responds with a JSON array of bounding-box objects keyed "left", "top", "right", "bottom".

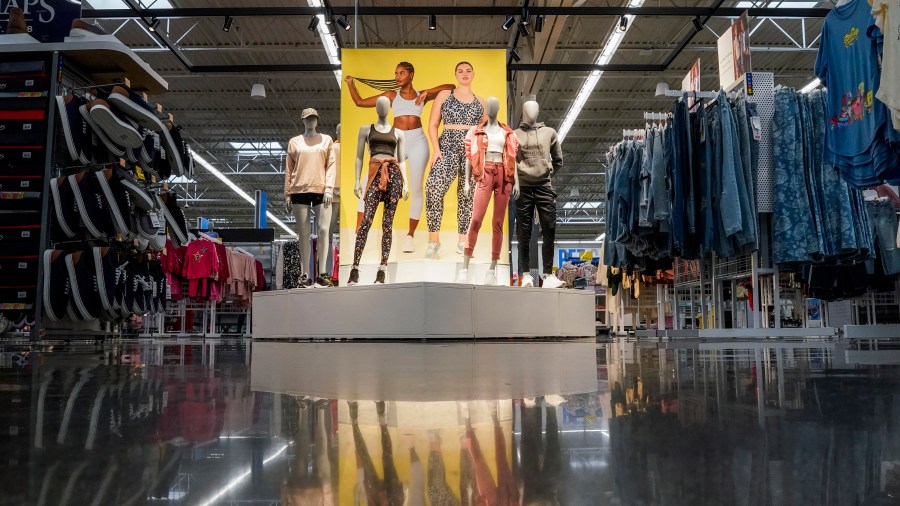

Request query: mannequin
[
  {"left": 327, "top": 124, "right": 341, "bottom": 280},
  {"left": 348, "top": 96, "right": 409, "bottom": 285},
  {"left": 457, "top": 97, "right": 518, "bottom": 285},
  {"left": 284, "top": 108, "right": 336, "bottom": 288},
  {"left": 514, "top": 100, "right": 565, "bottom": 289}
]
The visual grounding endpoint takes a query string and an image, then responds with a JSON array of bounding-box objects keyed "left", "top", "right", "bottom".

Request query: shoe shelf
[{"left": 0, "top": 36, "right": 167, "bottom": 93}]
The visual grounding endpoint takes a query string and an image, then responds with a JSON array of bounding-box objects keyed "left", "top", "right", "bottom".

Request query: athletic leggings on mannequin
[
  {"left": 464, "top": 421, "right": 519, "bottom": 506},
  {"left": 354, "top": 164, "right": 403, "bottom": 266},
  {"left": 404, "top": 128, "right": 429, "bottom": 222},
  {"left": 465, "top": 161, "right": 512, "bottom": 260},
  {"left": 429, "top": 450, "right": 461, "bottom": 506},
  {"left": 426, "top": 129, "right": 475, "bottom": 235},
  {"left": 352, "top": 419, "right": 404, "bottom": 506}
]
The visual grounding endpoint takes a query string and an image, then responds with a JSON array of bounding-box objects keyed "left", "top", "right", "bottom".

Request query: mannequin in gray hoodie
[{"left": 513, "top": 100, "right": 565, "bottom": 288}]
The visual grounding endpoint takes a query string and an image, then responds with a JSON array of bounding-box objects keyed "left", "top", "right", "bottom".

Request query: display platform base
[
  {"left": 252, "top": 282, "right": 595, "bottom": 339},
  {"left": 338, "top": 260, "right": 511, "bottom": 285}
]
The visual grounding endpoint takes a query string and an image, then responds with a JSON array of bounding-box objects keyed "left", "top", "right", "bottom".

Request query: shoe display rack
[{"left": 0, "top": 35, "right": 195, "bottom": 339}]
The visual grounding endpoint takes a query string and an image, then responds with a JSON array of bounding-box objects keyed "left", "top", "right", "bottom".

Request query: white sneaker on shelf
[
  {"left": 483, "top": 270, "right": 497, "bottom": 286},
  {"left": 456, "top": 269, "right": 469, "bottom": 283},
  {"left": 425, "top": 241, "right": 441, "bottom": 259},
  {"left": 543, "top": 274, "right": 565, "bottom": 289},
  {"left": 402, "top": 234, "right": 415, "bottom": 253},
  {"left": 521, "top": 274, "right": 534, "bottom": 287}
]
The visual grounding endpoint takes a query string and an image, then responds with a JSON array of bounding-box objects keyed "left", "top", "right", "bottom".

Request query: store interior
[{"left": 2, "top": 0, "right": 900, "bottom": 503}]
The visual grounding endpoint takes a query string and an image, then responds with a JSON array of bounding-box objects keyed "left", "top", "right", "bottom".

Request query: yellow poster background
[{"left": 339, "top": 49, "right": 508, "bottom": 268}]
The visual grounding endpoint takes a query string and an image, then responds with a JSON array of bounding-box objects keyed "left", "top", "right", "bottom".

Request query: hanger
[
  {"left": 235, "top": 247, "right": 253, "bottom": 256},
  {"left": 199, "top": 231, "right": 221, "bottom": 243}
]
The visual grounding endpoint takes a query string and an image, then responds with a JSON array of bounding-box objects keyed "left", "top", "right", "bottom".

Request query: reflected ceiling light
[
  {"left": 800, "top": 78, "right": 821, "bottom": 93},
  {"left": 510, "top": 48, "right": 521, "bottom": 62},
  {"left": 222, "top": 15, "right": 234, "bottom": 32},
  {"left": 336, "top": 15, "right": 351, "bottom": 31},
  {"left": 148, "top": 17, "right": 160, "bottom": 32},
  {"left": 502, "top": 15, "right": 516, "bottom": 30},
  {"left": 429, "top": 14, "right": 437, "bottom": 30},
  {"left": 308, "top": 15, "right": 319, "bottom": 31},
  {"left": 534, "top": 14, "right": 545, "bottom": 32}
]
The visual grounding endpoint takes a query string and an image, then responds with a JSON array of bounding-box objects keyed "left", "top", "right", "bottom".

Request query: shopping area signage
[
  {"left": 0, "top": 0, "right": 82, "bottom": 42},
  {"left": 557, "top": 247, "right": 600, "bottom": 267}
]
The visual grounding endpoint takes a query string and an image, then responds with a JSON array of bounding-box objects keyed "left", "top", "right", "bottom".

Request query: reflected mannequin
[
  {"left": 427, "top": 430, "right": 461, "bottom": 506},
  {"left": 513, "top": 100, "right": 564, "bottom": 288},
  {"left": 460, "top": 401, "right": 519, "bottom": 506},
  {"left": 349, "top": 400, "right": 406, "bottom": 506},
  {"left": 458, "top": 96, "right": 519, "bottom": 285},
  {"left": 520, "top": 397, "right": 562, "bottom": 506},
  {"left": 280, "top": 396, "right": 335, "bottom": 506},
  {"left": 285, "top": 109, "right": 337, "bottom": 287}
]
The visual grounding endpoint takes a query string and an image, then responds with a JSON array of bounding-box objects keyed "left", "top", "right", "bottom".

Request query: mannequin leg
[
  {"left": 379, "top": 170, "right": 403, "bottom": 266},
  {"left": 535, "top": 186, "right": 558, "bottom": 275},
  {"left": 406, "top": 128, "right": 429, "bottom": 237},
  {"left": 354, "top": 182, "right": 384, "bottom": 267},
  {"left": 456, "top": 158, "right": 475, "bottom": 242},
  {"left": 425, "top": 152, "right": 457, "bottom": 240},
  {"left": 314, "top": 203, "right": 332, "bottom": 275},
  {"left": 293, "top": 205, "right": 312, "bottom": 277},
  {"left": 490, "top": 178, "right": 513, "bottom": 262},
  {"left": 516, "top": 187, "right": 536, "bottom": 275}
]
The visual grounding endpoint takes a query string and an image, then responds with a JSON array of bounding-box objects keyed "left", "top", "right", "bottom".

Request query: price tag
[
  {"left": 751, "top": 115, "right": 762, "bottom": 141},
  {"left": 149, "top": 211, "right": 161, "bottom": 228},
  {"left": 17, "top": 263, "right": 26, "bottom": 269},
  {"left": 22, "top": 152, "right": 31, "bottom": 159},
  {"left": 16, "top": 291, "right": 25, "bottom": 300},
  {"left": 152, "top": 133, "right": 161, "bottom": 150},
  {"left": 20, "top": 231, "right": 30, "bottom": 238},
  {"left": 23, "top": 123, "right": 31, "bottom": 131}
]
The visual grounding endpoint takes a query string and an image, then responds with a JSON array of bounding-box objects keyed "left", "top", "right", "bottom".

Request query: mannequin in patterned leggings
[
  {"left": 348, "top": 96, "right": 409, "bottom": 286},
  {"left": 424, "top": 62, "right": 487, "bottom": 259}
]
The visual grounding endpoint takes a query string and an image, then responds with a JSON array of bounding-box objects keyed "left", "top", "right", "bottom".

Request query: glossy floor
[{"left": 2, "top": 337, "right": 900, "bottom": 505}]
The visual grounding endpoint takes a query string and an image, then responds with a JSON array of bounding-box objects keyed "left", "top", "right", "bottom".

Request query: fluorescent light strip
[
  {"left": 800, "top": 78, "right": 821, "bottom": 94},
  {"left": 307, "top": 0, "right": 343, "bottom": 84},
  {"left": 197, "top": 444, "right": 288, "bottom": 506},
  {"left": 190, "top": 150, "right": 298, "bottom": 237},
  {"left": 557, "top": 0, "right": 644, "bottom": 142}
]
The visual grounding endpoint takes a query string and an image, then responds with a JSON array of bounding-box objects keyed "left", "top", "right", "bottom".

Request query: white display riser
[
  {"left": 251, "top": 340, "right": 599, "bottom": 403},
  {"left": 338, "top": 260, "right": 510, "bottom": 286},
  {"left": 843, "top": 324, "right": 900, "bottom": 339},
  {"left": 634, "top": 328, "right": 836, "bottom": 338},
  {"left": 252, "top": 282, "right": 595, "bottom": 339}
]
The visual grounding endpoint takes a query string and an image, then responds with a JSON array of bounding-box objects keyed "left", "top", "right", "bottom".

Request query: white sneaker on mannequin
[
  {"left": 521, "top": 274, "right": 534, "bottom": 287},
  {"left": 403, "top": 235, "right": 415, "bottom": 253},
  {"left": 484, "top": 270, "right": 497, "bottom": 286},
  {"left": 456, "top": 269, "right": 468, "bottom": 283},
  {"left": 543, "top": 274, "right": 565, "bottom": 289}
]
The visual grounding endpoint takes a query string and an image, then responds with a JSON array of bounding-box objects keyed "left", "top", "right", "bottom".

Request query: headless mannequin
[
  {"left": 289, "top": 116, "right": 334, "bottom": 281},
  {"left": 326, "top": 124, "right": 342, "bottom": 278},
  {"left": 352, "top": 96, "right": 409, "bottom": 272},
  {"left": 460, "top": 97, "right": 519, "bottom": 280}
]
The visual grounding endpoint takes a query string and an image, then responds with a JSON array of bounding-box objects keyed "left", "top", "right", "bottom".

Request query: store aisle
[{"left": 1, "top": 337, "right": 899, "bottom": 505}]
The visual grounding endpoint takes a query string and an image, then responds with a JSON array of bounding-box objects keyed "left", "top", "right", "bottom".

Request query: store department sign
[
  {"left": 717, "top": 11, "right": 752, "bottom": 90},
  {"left": 0, "top": 0, "right": 82, "bottom": 43}
]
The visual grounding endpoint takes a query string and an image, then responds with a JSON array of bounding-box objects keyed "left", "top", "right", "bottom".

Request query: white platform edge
[
  {"left": 252, "top": 282, "right": 595, "bottom": 339},
  {"left": 843, "top": 324, "right": 900, "bottom": 339}
]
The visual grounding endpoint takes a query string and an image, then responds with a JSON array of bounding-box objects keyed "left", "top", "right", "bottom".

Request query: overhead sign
[
  {"left": 718, "top": 11, "right": 752, "bottom": 89},
  {"left": 0, "top": 0, "right": 82, "bottom": 43}
]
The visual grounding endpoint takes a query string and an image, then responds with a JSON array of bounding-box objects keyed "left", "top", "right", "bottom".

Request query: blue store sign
[{"left": 1, "top": 0, "right": 82, "bottom": 43}]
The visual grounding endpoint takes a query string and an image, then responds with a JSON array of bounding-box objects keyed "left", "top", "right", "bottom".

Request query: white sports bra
[
  {"left": 392, "top": 90, "right": 424, "bottom": 117},
  {"left": 486, "top": 128, "right": 505, "bottom": 153}
]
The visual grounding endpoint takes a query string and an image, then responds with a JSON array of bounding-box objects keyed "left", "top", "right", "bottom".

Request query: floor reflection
[{"left": 2, "top": 337, "right": 900, "bottom": 504}]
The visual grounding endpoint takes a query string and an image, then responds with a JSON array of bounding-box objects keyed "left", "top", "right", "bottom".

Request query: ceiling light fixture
[
  {"left": 800, "top": 78, "right": 821, "bottom": 93},
  {"left": 222, "top": 16, "right": 233, "bottom": 32},
  {"left": 190, "top": 150, "right": 297, "bottom": 237},
  {"left": 558, "top": 0, "right": 644, "bottom": 142},
  {"left": 148, "top": 17, "right": 160, "bottom": 32},
  {"left": 306, "top": 0, "right": 343, "bottom": 84},
  {"left": 518, "top": 20, "right": 530, "bottom": 38},
  {"left": 691, "top": 16, "right": 704, "bottom": 32},
  {"left": 521, "top": 8, "right": 530, "bottom": 25},
  {"left": 618, "top": 15, "right": 628, "bottom": 32},
  {"left": 336, "top": 15, "right": 351, "bottom": 31},
  {"left": 502, "top": 15, "right": 516, "bottom": 31},
  {"left": 250, "top": 83, "right": 266, "bottom": 100},
  {"left": 534, "top": 15, "right": 545, "bottom": 32},
  {"left": 308, "top": 15, "right": 319, "bottom": 31},
  {"left": 510, "top": 48, "right": 521, "bottom": 62},
  {"left": 429, "top": 14, "right": 437, "bottom": 30}
]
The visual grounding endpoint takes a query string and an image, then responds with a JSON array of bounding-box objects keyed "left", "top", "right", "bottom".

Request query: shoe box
[{"left": 0, "top": 61, "right": 48, "bottom": 308}]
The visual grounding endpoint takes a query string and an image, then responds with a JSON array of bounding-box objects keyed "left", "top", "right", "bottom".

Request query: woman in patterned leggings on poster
[{"left": 424, "top": 62, "right": 487, "bottom": 259}]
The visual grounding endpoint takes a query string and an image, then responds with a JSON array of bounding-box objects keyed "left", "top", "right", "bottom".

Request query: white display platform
[
  {"left": 338, "top": 260, "right": 510, "bottom": 285},
  {"left": 252, "top": 282, "right": 595, "bottom": 339}
]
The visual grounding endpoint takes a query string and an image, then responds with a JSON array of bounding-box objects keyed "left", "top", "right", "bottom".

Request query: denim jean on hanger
[
  {"left": 798, "top": 92, "right": 826, "bottom": 260},
  {"left": 669, "top": 102, "right": 687, "bottom": 255},
  {"left": 734, "top": 98, "right": 758, "bottom": 250},
  {"left": 698, "top": 104, "right": 715, "bottom": 254},
  {"left": 683, "top": 97, "right": 697, "bottom": 238},
  {"left": 651, "top": 127, "right": 669, "bottom": 223},
  {"left": 709, "top": 104, "right": 731, "bottom": 259},
  {"left": 772, "top": 88, "right": 820, "bottom": 265},
  {"left": 717, "top": 92, "right": 744, "bottom": 243},
  {"left": 726, "top": 103, "right": 755, "bottom": 253},
  {"left": 866, "top": 199, "right": 900, "bottom": 275},
  {"left": 639, "top": 132, "right": 654, "bottom": 230}
]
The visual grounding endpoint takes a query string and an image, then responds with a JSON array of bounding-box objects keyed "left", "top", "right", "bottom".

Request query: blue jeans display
[{"left": 866, "top": 199, "right": 900, "bottom": 276}]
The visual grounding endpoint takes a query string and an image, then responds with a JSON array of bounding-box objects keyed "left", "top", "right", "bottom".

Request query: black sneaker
[
  {"left": 374, "top": 270, "right": 386, "bottom": 284},
  {"left": 313, "top": 273, "right": 332, "bottom": 288},
  {"left": 42, "top": 250, "right": 71, "bottom": 321},
  {"left": 347, "top": 268, "right": 359, "bottom": 286},
  {"left": 167, "top": 123, "right": 190, "bottom": 176},
  {"left": 95, "top": 169, "right": 134, "bottom": 240},
  {"left": 86, "top": 98, "right": 143, "bottom": 149},
  {"left": 50, "top": 175, "right": 79, "bottom": 239},
  {"left": 106, "top": 85, "right": 165, "bottom": 132},
  {"left": 69, "top": 171, "right": 114, "bottom": 239},
  {"left": 155, "top": 194, "right": 188, "bottom": 247},
  {"left": 65, "top": 250, "right": 101, "bottom": 321},
  {"left": 56, "top": 94, "right": 91, "bottom": 163},
  {"left": 78, "top": 100, "right": 125, "bottom": 159},
  {"left": 161, "top": 122, "right": 186, "bottom": 176},
  {"left": 91, "top": 247, "right": 118, "bottom": 313},
  {"left": 298, "top": 273, "right": 313, "bottom": 288}
]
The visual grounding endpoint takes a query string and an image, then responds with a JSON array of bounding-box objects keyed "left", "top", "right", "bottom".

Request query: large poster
[
  {"left": 717, "top": 12, "right": 752, "bottom": 89},
  {"left": 339, "top": 49, "right": 508, "bottom": 273}
]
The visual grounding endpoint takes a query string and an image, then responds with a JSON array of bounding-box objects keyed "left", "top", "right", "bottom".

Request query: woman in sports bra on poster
[{"left": 345, "top": 62, "right": 455, "bottom": 254}]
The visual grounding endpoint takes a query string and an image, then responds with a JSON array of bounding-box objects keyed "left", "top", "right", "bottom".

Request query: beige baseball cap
[{"left": 301, "top": 108, "right": 319, "bottom": 119}]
